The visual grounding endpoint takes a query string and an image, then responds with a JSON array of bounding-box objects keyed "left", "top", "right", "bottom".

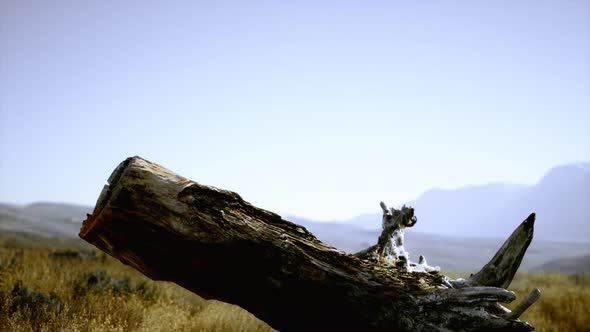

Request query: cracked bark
[{"left": 80, "top": 156, "right": 540, "bottom": 331}]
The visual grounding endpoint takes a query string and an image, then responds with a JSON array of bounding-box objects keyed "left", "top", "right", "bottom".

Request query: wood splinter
[{"left": 507, "top": 288, "right": 542, "bottom": 320}]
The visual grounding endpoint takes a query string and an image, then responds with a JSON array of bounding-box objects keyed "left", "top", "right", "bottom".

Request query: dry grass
[
  {"left": 506, "top": 272, "right": 590, "bottom": 332},
  {"left": 0, "top": 233, "right": 588, "bottom": 331},
  {"left": 446, "top": 271, "right": 590, "bottom": 332},
  {"left": 0, "top": 245, "right": 275, "bottom": 332}
]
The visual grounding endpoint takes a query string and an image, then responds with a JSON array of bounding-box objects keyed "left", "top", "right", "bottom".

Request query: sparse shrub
[
  {"left": 135, "top": 280, "right": 157, "bottom": 301},
  {"left": 49, "top": 249, "right": 97, "bottom": 261},
  {"left": 74, "top": 268, "right": 131, "bottom": 296},
  {"left": 0, "top": 235, "right": 270, "bottom": 332},
  {"left": 73, "top": 268, "right": 157, "bottom": 300},
  {"left": 8, "top": 280, "right": 63, "bottom": 319}
]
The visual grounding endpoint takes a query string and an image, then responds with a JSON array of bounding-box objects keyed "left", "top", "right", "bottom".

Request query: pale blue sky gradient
[{"left": 1, "top": 1, "right": 589, "bottom": 219}]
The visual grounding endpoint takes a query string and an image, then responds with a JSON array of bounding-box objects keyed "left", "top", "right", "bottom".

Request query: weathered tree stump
[{"left": 79, "top": 156, "right": 540, "bottom": 331}]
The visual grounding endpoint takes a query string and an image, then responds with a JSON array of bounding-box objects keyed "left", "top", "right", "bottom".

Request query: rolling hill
[
  {"left": 0, "top": 202, "right": 91, "bottom": 237},
  {"left": 532, "top": 254, "right": 590, "bottom": 274}
]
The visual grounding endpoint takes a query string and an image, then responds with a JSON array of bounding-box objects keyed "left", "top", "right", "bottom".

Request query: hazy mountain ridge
[
  {"left": 0, "top": 202, "right": 91, "bottom": 237},
  {"left": 532, "top": 254, "right": 590, "bottom": 273},
  {"left": 485, "top": 163, "right": 590, "bottom": 241},
  {"left": 301, "top": 162, "right": 590, "bottom": 241},
  {"left": 288, "top": 162, "right": 590, "bottom": 272}
]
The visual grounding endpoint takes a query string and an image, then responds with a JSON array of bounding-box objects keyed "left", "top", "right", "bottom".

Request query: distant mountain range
[
  {"left": 0, "top": 202, "right": 90, "bottom": 237},
  {"left": 289, "top": 162, "right": 590, "bottom": 273},
  {"left": 1, "top": 162, "right": 589, "bottom": 273},
  {"left": 290, "top": 162, "right": 590, "bottom": 242}
]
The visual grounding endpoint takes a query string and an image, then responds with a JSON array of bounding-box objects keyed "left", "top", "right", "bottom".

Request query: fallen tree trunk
[{"left": 80, "top": 156, "right": 540, "bottom": 331}]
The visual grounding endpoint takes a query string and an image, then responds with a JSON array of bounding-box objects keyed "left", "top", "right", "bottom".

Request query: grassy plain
[
  {"left": 0, "top": 232, "right": 274, "bottom": 332},
  {"left": 0, "top": 231, "right": 588, "bottom": 331}
]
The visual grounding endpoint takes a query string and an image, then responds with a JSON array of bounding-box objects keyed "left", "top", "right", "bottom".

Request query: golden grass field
[{"left": 0, "top": 232, "right": 588, "bottom": 332}]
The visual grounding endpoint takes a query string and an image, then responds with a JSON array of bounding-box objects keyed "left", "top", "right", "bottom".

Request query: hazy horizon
[
  {"left": 1, "top": 1, "right": 589, "bottom": 220},
  {"left": 1, "top": 160, "right": 588, "bottom": 223}
]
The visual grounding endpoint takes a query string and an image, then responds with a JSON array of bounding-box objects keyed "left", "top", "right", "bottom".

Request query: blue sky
[{"left": 1, "top": 1, "right": 589, "bottom": 220}]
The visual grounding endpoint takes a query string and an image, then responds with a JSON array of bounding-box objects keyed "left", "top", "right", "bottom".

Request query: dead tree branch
[{"left": 80, "top": 156, "right": 540, "bottom": 331}]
